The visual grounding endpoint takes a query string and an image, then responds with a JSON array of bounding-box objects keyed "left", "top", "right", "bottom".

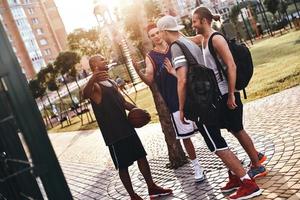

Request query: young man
[
  {"left": 133, "top": 23, "right": 205, "bottom": 182},
  {"left": 191, "top": 5, "right": 267, "bottom": 180},
  {"left": 157, "top": 15, "right": 262, "bottom": 199},
  {"left": 82, "top": 55, "right": 172, "bottom": 200}
]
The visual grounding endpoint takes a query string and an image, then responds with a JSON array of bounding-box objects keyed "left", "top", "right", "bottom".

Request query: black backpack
[
  {"left": 208, "top": 32, "right": 254, "bottom": 98},
  {"left": 172, "top": 41, "right": 221, "bottom": 125}
]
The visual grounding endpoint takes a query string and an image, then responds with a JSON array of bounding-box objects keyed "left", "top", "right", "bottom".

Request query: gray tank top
[{"left": 203, "top": 33, "right": 229, "bottom": 95}]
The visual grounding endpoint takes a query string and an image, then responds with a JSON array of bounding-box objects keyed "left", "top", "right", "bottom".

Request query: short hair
[
  {"left": 89, "top": 55, "right": 103, "bottom": 69},
  {"left": 146, "top": 22, "right": 157, "bottom": 33}
]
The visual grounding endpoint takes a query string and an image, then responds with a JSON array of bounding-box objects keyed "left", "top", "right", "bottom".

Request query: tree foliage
[
  {"left": 230, "top": 5, "right": 241, "bottom": 25},
  {"left": 264, "top": 0, "right": 279, "bottom": 17},
  {"left": 54, "top": 51, "right": 81, "bottom": 75},
  {"left": 278, "top": 0, "right": 288, "bottom": 15},
  {"left": 67, "top": 28, "right": 110, "bottom": 57},
  {"left": 122, "top": 0, "right": 161, "bottom": 55},
  {"left": 28, "top": 79, "right": 45, "bottom": 99},
  {"left": 144, "top": 0, "right": 161, "bottom": 21}
]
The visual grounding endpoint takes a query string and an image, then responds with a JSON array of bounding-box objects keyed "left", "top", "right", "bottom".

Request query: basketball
[{"left": 128, "top": 108, "right": 151, "bottom": 128}]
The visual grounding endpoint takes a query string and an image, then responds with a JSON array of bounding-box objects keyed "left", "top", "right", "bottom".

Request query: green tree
[
  {"left": 67, "top": 28, "right": 110, "bottom": 57},
  {"left": 144, "top": 0, "right": 161, "bottom": 21},
  {"left": 264, "top": 0, "right": 280, "bottom": 19},
  {"left": 28, "top": 79, "right": 52, "bottom": 127},
  {"left": 230, "top": 5, "right": 241, "bottom": 25},
  {"left": 54, "top": 51, "right": 81, "bottom": 108}
]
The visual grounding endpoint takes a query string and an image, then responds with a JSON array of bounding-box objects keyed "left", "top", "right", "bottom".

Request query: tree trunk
[
  {"left": 57, "top": 90, "right": 71, "bottom": 125},
  {"left": 40, "top": 97, "right": 52, "bottom": 128},
  {"left": 149, "top": 83, "right": 188, "bottom": 169},
  {"left": 61, "top": 75, "right": 76, "bottom": 107}
]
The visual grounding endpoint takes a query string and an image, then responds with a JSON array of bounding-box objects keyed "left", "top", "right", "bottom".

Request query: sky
[{"left": 54, "top": 0, "right": 107, "bottom": 33}]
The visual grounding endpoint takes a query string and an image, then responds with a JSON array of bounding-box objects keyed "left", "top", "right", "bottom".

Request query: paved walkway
[{"left": 49, "top": 86, "right": 300, "bottom": 200}]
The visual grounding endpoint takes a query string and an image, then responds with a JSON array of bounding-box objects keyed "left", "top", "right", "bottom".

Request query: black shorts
[
  {"left": 196, "top": 121, "right": 229, "bottom": 152},
  {"left": 109, "top": 134, "right": 147, "bottom": 170},
  {"left": 219, "top": 92, "right": 244, "bottom": 133}
]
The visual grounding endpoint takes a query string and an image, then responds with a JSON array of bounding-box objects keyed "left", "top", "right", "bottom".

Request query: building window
[
  {"left": 36, "top": 28, "right": 44, "bottom": 35},
  {"left": 39, "top": 39, "right": 48, "bottom": 46},
  {"left": 32, "top": 18, "right": 39, "bottom": 24},
  {"left": 24, "top": 0, "right": 31, "bottom": 4},
  {"left": 28, "top": 8, "right": 34, "bottom": 15},
  {"left": 44, "top": 49, "right": 52, "bottom": 55}
]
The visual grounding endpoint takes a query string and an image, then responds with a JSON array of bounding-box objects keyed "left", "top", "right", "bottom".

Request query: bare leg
[
  {"left": 182, "top": 138, "right": 196, "bottom": 160},
  {"left": 119, "top": 168, "right": 135, "bottom": 197},
  {"left": 216, "top": 149, "right": 246, "bottom": 178},
  {"left": 233, "top": 130, "right": 260, "bottom": 167},
  {"left": 137, "top": 157, "right": 155, "bottom": 188}
]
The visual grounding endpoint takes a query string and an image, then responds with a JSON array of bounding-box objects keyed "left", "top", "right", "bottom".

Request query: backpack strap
[
  {"left": 208, "top": 33, "right": 248, "bottom": 99},
  {"left": 171, "top": 40, "right": 199, "bottom": 68},
  {"left": 208, "top": 32, "right": 228, "bottom": 81}
]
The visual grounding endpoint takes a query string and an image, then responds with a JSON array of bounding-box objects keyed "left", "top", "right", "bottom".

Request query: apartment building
[{"left": 0, "top": 0, "right": 67, "bottom": 79}]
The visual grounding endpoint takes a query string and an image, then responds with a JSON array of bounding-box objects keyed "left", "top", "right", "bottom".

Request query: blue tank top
[{"left": 148, "top": 48, "right": 179, "bottom": 113}]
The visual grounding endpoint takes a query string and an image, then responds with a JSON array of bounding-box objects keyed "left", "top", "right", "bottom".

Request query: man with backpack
[
  {"left": 133, "top": 23, "right": 205, "bottom": 182},
  {"left": 192, "top": 5, "right": 267, "bottom": 180},
  {"left": 157, "top": 14, "right": 262, "bottom": 200}
]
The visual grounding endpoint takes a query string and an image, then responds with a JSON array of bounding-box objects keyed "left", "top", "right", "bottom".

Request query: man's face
[
  {"left": 159, "top": 30, "right": 170, "bottom": 44},
  {"left": 148, "top": 27, "right": 163, "bottom": 45},
  {"left": 192, "top": 14, "right": 204, "bottom": 34},
  {"left": 91, "top": 56, "right": 108, "bottom": 73}
]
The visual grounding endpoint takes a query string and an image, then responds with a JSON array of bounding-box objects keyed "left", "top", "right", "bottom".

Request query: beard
[{"left": 196, "top": 27, "right": 204, "bottom": 35}]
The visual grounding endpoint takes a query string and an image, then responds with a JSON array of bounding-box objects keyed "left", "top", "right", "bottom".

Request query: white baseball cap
[{"left": 157, "top": 15, "right": 185, "bottom": 31}]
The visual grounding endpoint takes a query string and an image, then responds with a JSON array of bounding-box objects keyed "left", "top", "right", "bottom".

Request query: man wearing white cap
[{"left": 157, "top": 15, "right": 262, "bottom": 200}]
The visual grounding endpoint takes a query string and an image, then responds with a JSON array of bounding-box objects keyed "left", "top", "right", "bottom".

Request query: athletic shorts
[
  {"left": 219, "top": 92, "right": 244, "bottom": 133},
  {"left": 109, "top": 134, "right": 147, "bottom": 170},
  {"left": 196, "top": 121, "right": 229, "bottom": 153},
  {"left": 171, "top": 111, "right": 198, "bottom": 139}
]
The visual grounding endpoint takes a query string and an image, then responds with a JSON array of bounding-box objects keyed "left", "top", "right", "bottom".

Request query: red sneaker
[
  {"left": 229, "top": 179, "right": 262, "bottom": 200},
  {"left": 130, "top": 193, "right": 143, "bottom": 200},
  {"left": 258, "top": 152, "right": 267, "bottom": 164},
  {"left": 221, "top": 171, "right": 242, "bottom": 193},
  {"left": 148, "top": 185, "right": 172, "bottom": 199}
]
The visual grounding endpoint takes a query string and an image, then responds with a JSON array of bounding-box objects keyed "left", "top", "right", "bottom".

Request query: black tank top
[{"left": 91, "top": 81, "right": 136, "bottom": 145}]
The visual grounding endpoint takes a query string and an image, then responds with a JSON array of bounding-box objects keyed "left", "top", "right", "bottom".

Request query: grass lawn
[
  {"left": 48, "top": 30, "right": 300, "bottom": 133},
  {"left": 246, "top": 29, "right": 300, "bottom": 102}
]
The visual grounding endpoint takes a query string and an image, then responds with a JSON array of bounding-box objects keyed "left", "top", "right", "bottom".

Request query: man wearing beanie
[{"left": 82, "top": 55, "right": 172, "bottom": 200}]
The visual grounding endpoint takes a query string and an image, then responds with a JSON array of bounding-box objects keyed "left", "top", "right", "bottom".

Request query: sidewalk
[{"left": 49, "top": 86, "right": 300, "bottom": 200}]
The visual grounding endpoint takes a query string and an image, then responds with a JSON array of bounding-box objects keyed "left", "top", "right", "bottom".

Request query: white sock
[
  {"left": 240, "top": 174, "right": 251, "bottom": 181},
  {"left": 191, "top": 159, "right": 199, "bottom": 166},
  {"left": 230, "top": 171, "right": 236, "bottom": 175}
]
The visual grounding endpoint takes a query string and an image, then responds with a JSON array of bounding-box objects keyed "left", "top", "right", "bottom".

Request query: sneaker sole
[
  {"left": 229, "top": 189, "right": 262, "bottom": 200},
  {"left": 259, "top": 155, "right": 267, "bottom": 164},
  {"left": 221, "top": 186, "right": 239, "bottom": 193},
  {"left": 195, "top": 174, "right": 206, "bottom": 183},
  {"left": 150, "top": 192, "right": 172, "bottom": 199},
  {"left": 253, "top": 171, "right": 268, "bottom": 179}
]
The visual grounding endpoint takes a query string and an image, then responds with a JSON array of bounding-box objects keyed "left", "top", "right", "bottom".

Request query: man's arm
[
  {"left": 82, "top": 77, "right": 96, "bottom": 99},
  {"left": 212, "top": 35, "right": 237, "bottom": 109},
  {"left": 176, "top": 66, "right": 188, "bottom": 123},
  {"left": 171, "top": 44, "right": 190, "bottom": 124},
  {"left": 133, "top": 56, "right": 154, "bottom": 86}
]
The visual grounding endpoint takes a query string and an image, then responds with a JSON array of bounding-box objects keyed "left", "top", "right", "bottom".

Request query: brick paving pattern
[{"left": 50, "top": 86, "right": 300, "bottom": 200}]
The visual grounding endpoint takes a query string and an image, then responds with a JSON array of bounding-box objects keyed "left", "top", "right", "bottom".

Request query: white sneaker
[{"left": 194, "top": 164, "right": 205, "bottom": 182}]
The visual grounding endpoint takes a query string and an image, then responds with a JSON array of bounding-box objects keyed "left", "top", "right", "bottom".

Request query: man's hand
[
  {"left": 227, "top": 93, "right": 237, "bottom": 110},
  {"left": 179, "top": 110, "right": 190, "bottom": 125},
  {"left": 91, "top": 71, "right": 109, "bottom": 82},
  {"left": 164, "top": 58, "right": 176, "bottom": 77}
]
